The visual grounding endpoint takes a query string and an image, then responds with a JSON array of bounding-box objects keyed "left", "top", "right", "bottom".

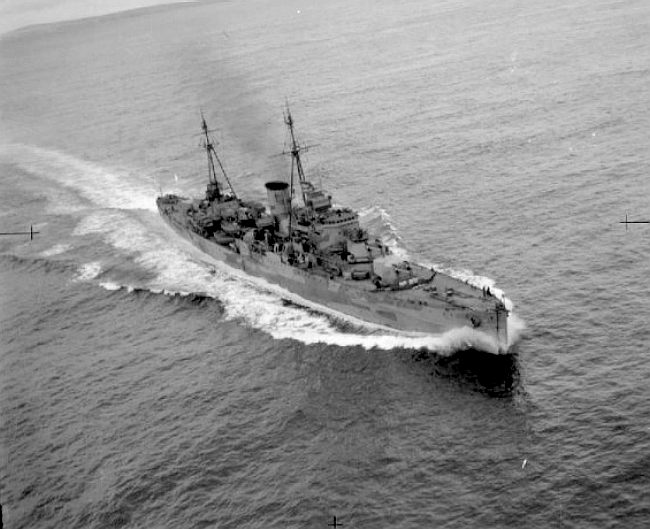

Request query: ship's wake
[{"left": 5, "top": 143, "right": 526, "bottom": 355}]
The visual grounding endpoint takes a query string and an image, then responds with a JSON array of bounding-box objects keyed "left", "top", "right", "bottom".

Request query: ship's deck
[{"left": 157, "top": 196, "right": 506, "bottom": 315}]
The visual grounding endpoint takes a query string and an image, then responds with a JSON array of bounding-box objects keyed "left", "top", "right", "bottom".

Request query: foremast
[{"left": 201, "top": 113, "right": 238, "bottom": 202}]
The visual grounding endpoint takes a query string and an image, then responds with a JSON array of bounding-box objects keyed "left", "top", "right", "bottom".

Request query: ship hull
[{"left": 158, "top": 204, "right": 509, "bottom": 353}]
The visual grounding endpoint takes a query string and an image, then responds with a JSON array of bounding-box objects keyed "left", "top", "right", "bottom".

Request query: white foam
[
  {"left": 0, "top": 143, "right": 157, "bottom": 211},
  {"left": 358, "top": 205, "right": 404, "bottom": 252},
  {"left": 506, "top": 313, "right": 527, "bottom": 347},
  {"left": 75, "top": 261, "right": 102, "bottom": 281},
  {"left": 98, "top": 281, "right": 122, "bottom": 291},
  {"left": 268, "top": 321, "right": 503, "bottom": 354},
  {"left": 0, "top": 0, "right": 199, "bottom": 36},
  {"left": 40, "top": 243, "right": 72, "bottom": 257}
]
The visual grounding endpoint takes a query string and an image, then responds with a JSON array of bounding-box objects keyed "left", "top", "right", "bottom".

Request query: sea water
[{"left": 1, "top": 0, "right": 649, "bottom": 527}]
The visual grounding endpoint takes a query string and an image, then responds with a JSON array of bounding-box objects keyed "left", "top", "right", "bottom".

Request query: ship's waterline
[{"left": 160, "top": 214, "right": 513, "bottom": 354}]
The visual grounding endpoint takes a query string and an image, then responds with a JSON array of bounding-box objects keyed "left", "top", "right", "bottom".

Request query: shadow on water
[{"left": 410, "top": 346, "right": 522, "bottom": 397}]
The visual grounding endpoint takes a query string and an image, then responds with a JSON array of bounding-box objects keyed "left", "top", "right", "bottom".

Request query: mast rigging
[
  {"left": 283, "top": 104, "right": 311, "bottom": 205},
  {"left": 201, "top": 113, "right": 238, "bottom": 200}
]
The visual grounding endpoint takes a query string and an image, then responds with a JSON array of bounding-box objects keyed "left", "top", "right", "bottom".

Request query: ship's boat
[{"left": 156, "top": 107, "right": 511, "bottom": 353}]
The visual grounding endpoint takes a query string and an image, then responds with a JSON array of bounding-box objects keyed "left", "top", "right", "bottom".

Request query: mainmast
[{"left": 201, "top": 113, "right": 238, "bottom": 201}]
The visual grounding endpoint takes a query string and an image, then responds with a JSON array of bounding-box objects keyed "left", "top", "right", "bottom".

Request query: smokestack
[{"left": 265, "top": 181, "right": 290, "bottom": 220}]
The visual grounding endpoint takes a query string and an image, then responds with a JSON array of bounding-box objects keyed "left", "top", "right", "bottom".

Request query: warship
[{"left": 157, "top": 108, "right": 510, "bottom": 352}]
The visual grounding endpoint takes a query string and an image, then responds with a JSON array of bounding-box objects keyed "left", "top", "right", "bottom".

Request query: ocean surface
[{"left": 1, "top": 0, "right": 650, "bottom": 527}]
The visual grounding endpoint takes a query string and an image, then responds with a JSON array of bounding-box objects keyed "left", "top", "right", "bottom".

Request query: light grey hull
[{"left": 160, "top": 210, "right": 509, "bottom": 352}]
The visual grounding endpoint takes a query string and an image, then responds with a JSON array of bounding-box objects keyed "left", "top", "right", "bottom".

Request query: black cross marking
[
  {"left": 328, "top": 515, "right": 343, "bottom": 527},
  {"left": 0, "top": 225, "right": 40, "bottom": 240},
  {"left": 620, "top": 214, "right": 650, "bottom": 230}
]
